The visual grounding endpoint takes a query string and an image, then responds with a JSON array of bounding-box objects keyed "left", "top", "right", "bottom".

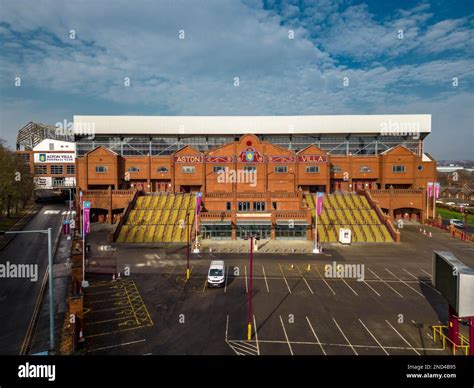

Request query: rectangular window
[
  {"left": 392, "top": 165, "right": 406, "bottom": 173},
  {"left": 49, "top": 143, "right": 54, "bottom": 151},
  {"left": 238, "top": 201, "right": 251, "bottom": 212},
  {"left": 306, "top": 166, "right": 319, "bottom": 173},
  {"left": 243, "top": 166, "right": 256, "bottom": 173},
  {"left": 274, "top": 166, "right": 288, "bottom": 173},
  {"left": 226, "top": 202, "right": 231, "bottom": 211},
  {"left": 66, "top": 165, "right": 75, "bottom": 175},
  {"left": 272, "top": 201, "right": 277, "bottom": 210},
  {"left": 50, "top": 165, "right": 63, "bottom": 175},
  {"left": 34, "top": 165, "right": 47, "bottom": 175},
  {"left": 20, "top": 153, "right": 30, "bottom": 162},
  {"left": 95, "top": 166, "right": 108, "bottom": 173},
  {"left": 182, "top": 166, "right": 195, "bottom": 174},
  {"left": 213, "top": 166, "right": 225, "bottom": 173},
  {"left": 253, "top": 201, "right": 265, "bottom": 211},
  {"left": 128, "top": 167, "right": 140, "bottom": 172}
]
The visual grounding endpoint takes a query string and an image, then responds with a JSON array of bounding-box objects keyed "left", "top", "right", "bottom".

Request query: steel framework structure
[{"left": 16, "top": 121, "right": 73, "bottom": 150}]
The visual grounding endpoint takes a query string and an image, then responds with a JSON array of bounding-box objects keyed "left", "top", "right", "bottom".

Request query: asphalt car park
[{"left": 82, "top": 225, "right": 473, "bottom": 355}]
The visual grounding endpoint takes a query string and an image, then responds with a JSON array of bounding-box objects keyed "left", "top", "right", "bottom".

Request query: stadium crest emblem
[
  {"left": 39, "top": 154, "right": 47, "bottom": 162},
  {"left": 239, "top": 147, "right": 263, "bottom": 163}
]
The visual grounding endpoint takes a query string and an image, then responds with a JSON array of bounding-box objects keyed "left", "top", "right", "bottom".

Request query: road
[{"left": 0, "top": 203, "right": 65, "bottom": 354}]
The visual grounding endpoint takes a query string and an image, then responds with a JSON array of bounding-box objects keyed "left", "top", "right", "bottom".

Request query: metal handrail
[{"left": 432, "top": 325, "right": 469, "bottom": 356}]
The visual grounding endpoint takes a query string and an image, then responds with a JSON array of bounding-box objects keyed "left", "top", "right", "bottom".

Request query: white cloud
[{"left": 0, "top": 0, "right": 472, "bottom": 159}]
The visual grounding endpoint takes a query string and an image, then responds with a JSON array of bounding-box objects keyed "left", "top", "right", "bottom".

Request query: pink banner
[
  {"left": 427, "top": 182, "right": 433, "bottom": 198},
  {"left": 195, "top": 192, "right": 203, "bottom": 215},
  {"left": 316, "top": 192, "right": 324, "bottom": 216},
  {"left": 434, "top": 182, "right": 440, "bottom": 199},
  {"left": 83, "top": 208, "right": 90, "bottom": 235}
]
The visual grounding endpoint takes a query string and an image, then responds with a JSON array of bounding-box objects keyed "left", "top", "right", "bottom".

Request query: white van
[
  {"left": 207, "top": 260, "right": 225, "bottom": 287},
  {"left": 449, "top": 219, "right": 464, "bottom": 228}
]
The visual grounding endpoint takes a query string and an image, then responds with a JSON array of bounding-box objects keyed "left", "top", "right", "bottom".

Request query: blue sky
[{"left": 0, "top": 0, "right": 473, "bottom": 158}]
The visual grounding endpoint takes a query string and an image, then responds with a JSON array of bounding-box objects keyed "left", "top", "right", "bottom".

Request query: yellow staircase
[
  {"left": 116, "top": 192, "right": 197, "bottom": 243},
  {"left": 306, "top": 192, "right": 393, "bottom": 243}
]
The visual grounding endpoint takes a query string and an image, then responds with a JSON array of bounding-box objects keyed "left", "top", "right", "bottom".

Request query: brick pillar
[
  {"left": 108, "top": 185, "right": 113, "bottom": 224},
  {"left": 271, "top": 212, "right": 276, "bottom": 240}
]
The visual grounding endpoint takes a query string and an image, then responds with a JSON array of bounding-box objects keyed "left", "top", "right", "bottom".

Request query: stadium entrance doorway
[{"left": 237, "top": 224, "right": 271, "bottom": 239}]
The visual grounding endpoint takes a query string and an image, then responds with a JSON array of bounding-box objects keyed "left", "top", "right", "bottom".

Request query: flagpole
[
  {"left": 313, "top": 193, "right": 322, "bottom": 254},
  {"left": 193, "top": 192, "right": 201, "bottom": 253}
]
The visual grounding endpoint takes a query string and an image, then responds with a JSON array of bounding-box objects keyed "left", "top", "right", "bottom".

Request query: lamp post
[
  {"left": 463, "top": 207, "right": 468, "bottom": 240},
  {"left": 244, "top": 234, "right": 259, "bottom": 340},
  {"left": 186, "top": 212, "right": 190, "bottom": 280},
  {"left": 0, "top": 228, "right": 55, "bottom": 353}
]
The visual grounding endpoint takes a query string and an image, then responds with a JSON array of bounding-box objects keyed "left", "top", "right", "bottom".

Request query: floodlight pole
[{"left": 47, "top": 228, "right": 54, "bottom": 352}]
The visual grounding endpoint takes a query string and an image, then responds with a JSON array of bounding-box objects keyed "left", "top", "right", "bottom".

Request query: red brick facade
[{"left": 76, "top": 134, "right": 436, "bottom": 229}]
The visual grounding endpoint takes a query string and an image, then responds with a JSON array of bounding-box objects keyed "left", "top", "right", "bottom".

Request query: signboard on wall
[
  {"left": 34, "top": 177, "right": 52, "bottom": 188},
  {"left": 174, "top": 155, "right": 203, "bottom": 163},
  {"left": 34, "top": 153, "right": 75, "bottom": 163},
  {"left": 298, "top": 155, "right": 328, "bottom": 163}
]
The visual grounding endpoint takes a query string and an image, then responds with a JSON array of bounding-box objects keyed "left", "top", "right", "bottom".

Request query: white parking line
[
  {"left": 224, "top": 265, "right": 229, "bottom": 293},
  {"left": 88, "top": 339, "right": 146, "bottom": 353},
  {"left": 314, "top": 265, "right": 336, "bottom": 295},
  {"left": 367, "top": 268, "right": 403, "bottom": 298},
  {"left": 297, "top": 266, "right": 314, "bottom": 294},
  {"left": 305, "top": 316, "right": 326, "bottom": 355},
  {"left": 228, "top": 341, "right": 259, "bottom": 355},
  {"left": 362, "top": 279, "right": 381, "bottom": 297},
  {"left": 332, "top": 318, "right": 358, "bottom": 355},
  {"left": 385, "top": 320, "right": 420, "bottom": 355},
  {"left": 225, "top": 315, "right": 229, "bottom": 340},
  {"left": 165, "top": 266, "right": 175, "bottom": 279},
  {"left": 402, "top": 268, "right": 441, "bottom": 295},
  {"left": 279, "top": 315, "right": 293, "bottom": 355},
  {"left": 253, "top": 315, "right": 260, "bottom": 355},
  {"left": 261, "top": 265, "right": 270, "bottom": 293},
  {"left": 341, "top": 277, "right": 358, "bottom": 296},
  {"left": 244, "top": 265, "right": 248, "bottom": 293},
  {"left": 243, "top": 340, "right": 445, "bottom": 352},
  {"left": 385, "top": 268, "right": 424, "bottom": 297},
  {"left": 358, "top": 319, "right": 389, "bottom": 355},
  {"left": 421, "top": 269, "right": 432, "bottom": 278},
  {"left": 279, "top": 264, "right": 292, "bottom": 294}
]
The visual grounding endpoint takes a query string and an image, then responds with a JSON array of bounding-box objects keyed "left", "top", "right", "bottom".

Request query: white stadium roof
[{"left": 73, "top": 115, "right": 431, "bottom": 136}]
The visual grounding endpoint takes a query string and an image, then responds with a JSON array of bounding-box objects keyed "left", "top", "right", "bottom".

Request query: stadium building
[
  {"left": 74, "top": 115, "right": 437, "bottom": 242},
  {"left": 16, "top": 122, "right": 76, "bottom": 191}
]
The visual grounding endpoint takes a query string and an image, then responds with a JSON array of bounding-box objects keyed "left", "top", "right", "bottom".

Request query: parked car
[
  {"left": 207, "top": 260, "right": 225, "bottom": 287},
  {"left": 449, "top": 219, "right": 465, "bottom": 229}
]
